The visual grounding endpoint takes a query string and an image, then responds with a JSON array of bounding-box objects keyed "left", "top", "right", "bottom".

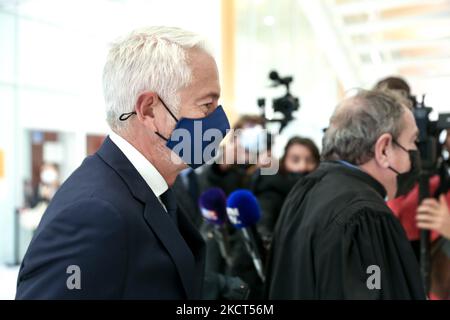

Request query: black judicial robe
[{"left": 266, "top": 161, "right": 426, "bottom": 299}]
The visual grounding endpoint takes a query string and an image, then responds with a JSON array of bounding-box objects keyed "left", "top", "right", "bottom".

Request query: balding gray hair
[{"left": 322, "top": 89, "right": 409, "bottom": 165}]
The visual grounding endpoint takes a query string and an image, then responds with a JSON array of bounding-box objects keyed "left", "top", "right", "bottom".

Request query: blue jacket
[{"left": 16, "top": 137, "right": 205, "bottom": 299}]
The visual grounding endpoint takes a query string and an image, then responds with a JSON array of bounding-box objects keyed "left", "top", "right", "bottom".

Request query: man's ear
[
  {"left": 135, "top": 91, "right": 159, "bottom": 130},
  {"left": 374, "top": 133, "right": 392, "bottom": 169}
]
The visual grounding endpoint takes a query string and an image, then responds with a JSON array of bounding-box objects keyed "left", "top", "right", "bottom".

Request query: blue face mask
[{"left": 119, "top": 96, "right": 230, "bottom": 169}]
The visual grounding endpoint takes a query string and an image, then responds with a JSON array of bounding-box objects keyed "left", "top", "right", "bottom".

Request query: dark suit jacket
[{"left": 16, "top": 137, "right": 205, "bottom": 299}]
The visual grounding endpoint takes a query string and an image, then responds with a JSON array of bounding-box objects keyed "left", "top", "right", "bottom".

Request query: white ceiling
[
  {"left": 321, "top": 0, "right": 450, "bottom": 105},
  {"left": 2, "top": 0, "right": 449, "bottom": 110}
]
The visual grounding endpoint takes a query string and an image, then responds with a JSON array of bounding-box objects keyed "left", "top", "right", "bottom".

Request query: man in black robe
[{"left": 266, "top": 89, "right": 426, "bottom": 299}]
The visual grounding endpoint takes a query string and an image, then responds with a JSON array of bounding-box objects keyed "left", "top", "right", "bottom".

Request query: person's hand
[
  {"left": 256, "top": 150, "right": 274, "bottom": 168},
  {"left": 416, "top": 194, "right": 450, "bottom": 240}
]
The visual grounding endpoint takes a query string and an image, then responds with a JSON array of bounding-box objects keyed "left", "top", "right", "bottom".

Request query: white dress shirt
[{"left": 109, "top": 132, "right": 169, "bottom": 210}]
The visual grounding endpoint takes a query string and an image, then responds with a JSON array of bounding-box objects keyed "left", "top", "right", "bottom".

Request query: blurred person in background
[
  {"left": 417, "top": 192, "right": 450, "bottom": 300},
  {"left": 280, "top": 137, "right": 320, "bottom": 174},
  {"left": 19, "top": 163, "right": 60, "bottom": 232},
  {"left": 377, "top": 76, "right": 450, "bottom": 299},
  {"left": 198, "top": 115, "right": 267, "bottom": 194},
  {"left": 37, "top": 163, "right": 61, "bottom": 202},
  {"left": 417, "top": 194, "right": 450, "bottom": 240},
  {"left": 374, "top": 76, "right": 412, "bottom": 99},
  {"left": 253, "top": 136, "right": 320, "bottom": 254},
  {"left": 392, "top": 142, "right": 450, "bottom": 299},
  {"left": 415, "top": 128, "right": 450, "bottom": 243},
  {"left": 197, "top": 114, "right": 271, "bottom": 300}
]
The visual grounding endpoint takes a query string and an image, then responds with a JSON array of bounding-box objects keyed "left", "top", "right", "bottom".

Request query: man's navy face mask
[{"left": 119, "top": 96, "right": 230, "bottom": 169}]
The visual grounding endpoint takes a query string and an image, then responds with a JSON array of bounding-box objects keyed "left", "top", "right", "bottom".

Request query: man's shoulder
[
  {"left": 330, "top": 196, "right": 393, "bottom": 226},
  {"left": 46, "top": 154, "right": 138, "bottom": 222},
  {"left": 59, "top": 153, "right": 127, "bottom": 196},
  {"left": 294, "top": 169, "right": 392, "bottom": 229}
]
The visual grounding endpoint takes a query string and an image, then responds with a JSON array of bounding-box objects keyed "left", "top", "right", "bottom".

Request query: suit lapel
[
  {"left": 142, "top": 200, "right": 197, "bottom": 299},
  {"left": 97, "top": 136, "right": 202, "bottom": 299}
]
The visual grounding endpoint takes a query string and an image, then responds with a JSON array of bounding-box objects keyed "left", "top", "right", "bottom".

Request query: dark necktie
[
  {"left": 160, "top": 189, "right": 178, "bottom": 224},
  {"left": 187, "top": 170, "right": 200, "bottom": 205}
]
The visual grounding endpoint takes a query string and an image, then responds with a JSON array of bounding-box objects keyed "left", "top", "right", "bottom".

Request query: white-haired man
[{"left": 16, "top": 26, "right": 230, "bottom": 299}]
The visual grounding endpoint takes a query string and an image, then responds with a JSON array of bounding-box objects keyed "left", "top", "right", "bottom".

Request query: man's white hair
[{"left": 103, "top": 26, "right": 212, "bottom": 132}]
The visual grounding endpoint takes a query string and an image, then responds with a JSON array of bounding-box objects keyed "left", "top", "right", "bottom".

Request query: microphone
[
  {"left": 199, "top": 187, "right": 228, "bottom": 225},
  {"left": 226, "top": 189, "right": 265, "bottom": 282},
  {"left": 198, "top": 188, "right": 232, "bottom": 267}
]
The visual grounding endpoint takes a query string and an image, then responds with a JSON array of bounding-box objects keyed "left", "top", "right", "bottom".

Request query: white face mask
[
  {"left": 40, "top": 169, "right": 59, "bottom": 184},
  {"left": 238, "top": 125, "right": 267, "bottom": 154}
]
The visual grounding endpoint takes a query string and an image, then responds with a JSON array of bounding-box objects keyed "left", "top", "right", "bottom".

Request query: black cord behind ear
[{"left": 119, "top": 111, "right": 137, "bottom": 121}]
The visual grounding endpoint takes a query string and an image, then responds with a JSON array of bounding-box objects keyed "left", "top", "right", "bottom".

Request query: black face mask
[
  {"left": 388, "top": 140, "right": 421, "bottom": 198},
  {"left": 286, "top": 171, "right": 309, "bottom": 180}
]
